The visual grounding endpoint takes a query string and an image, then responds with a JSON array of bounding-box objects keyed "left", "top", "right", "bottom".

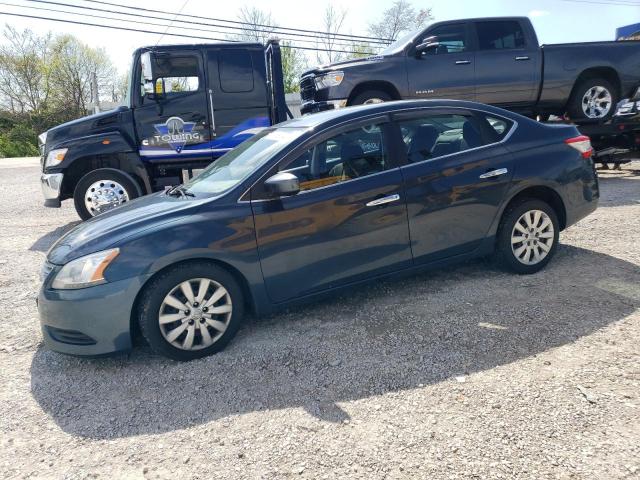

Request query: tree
[
  {"left": 233, "top": 6, "right": 278, "bottom": 44},
  {"left": 315, "top": 5, "right": 348, "bottom": 65},
  {"left": 281, "top": 42, "right": 306, "bottom": 94},
  {"left": 368, "top": 0, "right": 433, "bottom": 42}
]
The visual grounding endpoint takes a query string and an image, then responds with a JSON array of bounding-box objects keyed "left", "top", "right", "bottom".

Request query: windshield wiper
[{"left": 166, "top": 185, "right": 195, "bottom": 198}]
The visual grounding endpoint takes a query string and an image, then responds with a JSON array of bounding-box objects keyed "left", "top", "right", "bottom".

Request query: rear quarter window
[
  {"left": 219, "top": 50, "right": 254, "bottom": 93},
  {"left": 482, "top": 115, "right": 514, "bottom": 142}
]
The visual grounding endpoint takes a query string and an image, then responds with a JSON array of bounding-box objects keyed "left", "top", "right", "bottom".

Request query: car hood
[
  {"left": 47, "top": 192, "right": 202, "bottom": 265},
  {"left": 45, "top": 106, "right": 128, "bottom": 151},
  {"left": 302, "top": 54, "right": 390, "bottom": 76}
]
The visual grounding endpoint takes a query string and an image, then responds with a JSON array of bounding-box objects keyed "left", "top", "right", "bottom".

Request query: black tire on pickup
[
  {"left": 567, "top": 77, "right": 619, "bottom": 122},
  {"left": 73, "top": 168, "right": 142, "bottom": 220},
  {"left": 350, "top": 90, "right": 393, "bottom": 106}
]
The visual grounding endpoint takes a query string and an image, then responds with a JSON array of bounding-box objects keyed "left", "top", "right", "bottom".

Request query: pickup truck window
[
  {"left": 397, "top": 113, "right": 486, "bottom": 163},
  {"left": 476, "top": 21, "right": 526, "bottom": 50},
  {"left": 422, "top": 24, "right": 467, "bottom": 55}
]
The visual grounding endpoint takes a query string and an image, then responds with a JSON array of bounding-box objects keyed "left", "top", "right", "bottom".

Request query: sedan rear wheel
[
  {"left": 138, "top": 263, "right": 244, "bottom": 361},
  {"left": 496, "top": 199, "right": 560, "bottom": 274}
]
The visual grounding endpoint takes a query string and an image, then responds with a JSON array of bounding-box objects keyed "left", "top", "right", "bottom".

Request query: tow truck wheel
[
  {"left": 73, "top": 168, "right": 141, "bottom": 220},
  {"left": 350, "top": 90, "right": 393, "bottom": 106},
  {"left": 567, "top": 78, "right": 618, "bottom": 122}
]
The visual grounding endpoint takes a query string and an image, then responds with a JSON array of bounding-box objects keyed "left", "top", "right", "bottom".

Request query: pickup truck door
[
  {"left": 473, "top": 20, "right": 541, "bottom": 106},
  {"left": 204, "top": 47, "right": 272, "bottom": 157},
  {"left": 406, "top": 22, "right": 475, "bottom": 101},
  {"left": 134, "top": 50, "right": 215, "bottom": 164}
]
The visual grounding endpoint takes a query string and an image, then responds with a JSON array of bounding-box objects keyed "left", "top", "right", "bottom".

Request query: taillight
[{"left": 565, "top": 135, "right": 593, "bottom": 159}]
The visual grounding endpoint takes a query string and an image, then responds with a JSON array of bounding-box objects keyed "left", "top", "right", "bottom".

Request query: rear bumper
[
  {"left": 37, "top": 275, "right": 147, "bottom": 356},
  {"left": 300, "top": 99, "right": 348, "bottom": 115},
  {"left": 41, "top": 173, "right": 63, "bottom": 208}
]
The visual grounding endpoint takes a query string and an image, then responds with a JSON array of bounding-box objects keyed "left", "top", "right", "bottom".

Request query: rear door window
[
  {"left": 396, "top": 113, "right": 488, "bottom": 163},
  {"left": 476, "top": 21, "right": 526, "bottom": 50}
]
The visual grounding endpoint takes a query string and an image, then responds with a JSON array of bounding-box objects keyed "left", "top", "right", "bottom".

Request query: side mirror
[
  {"left": 415, "top": 36, "right": 440, "bottom": 55},
  {"left": 264, "top": 172, "right": 300, "bottom": 198}
]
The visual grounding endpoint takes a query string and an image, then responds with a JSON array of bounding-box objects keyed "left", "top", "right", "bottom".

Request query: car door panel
[
  {"left": 133, "top": 51, "right": 214, "bottom": 164},
  {"left": 252, "top": 171, "right": 411, "bottom": 303},
  {"left": 407, "top": 23, "right": 476, "bottom": 101},
  {"left": 473, "top": 21, "right": 541, "bottom": 105},
  {"left": 205, "top": 48, "right": 271, "bottom": 155},
  {"left": 402, "top": 145, "right": 514, "bottom": 262}
]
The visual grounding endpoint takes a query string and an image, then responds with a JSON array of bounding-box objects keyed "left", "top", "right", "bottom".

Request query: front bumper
[
  {"left": 38, "top": 274, "right": 147, "bottom": 356},
  {"left": 300, "top": 99, "right": 348, "bottom": 116},
  {"left": 41, "top": 172, "right": 63, "bottom": 208}
]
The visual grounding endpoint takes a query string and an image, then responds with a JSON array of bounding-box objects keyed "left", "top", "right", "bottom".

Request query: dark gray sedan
[{"left": 38, "top": 100, "right": 599, "bottom": 360}]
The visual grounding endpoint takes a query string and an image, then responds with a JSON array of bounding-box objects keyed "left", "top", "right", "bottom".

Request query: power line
[
  {"left": 0, "top": 10, "right": 376, "bottom": 55},
  {"left": 75, "top": 0, "right": 394, "bottom": 43},
  {"left": 2, "top": 1, "right": 378, "bottom": 50},
  {"left": 156, "top": 0, "right": 189, "bottom": 46},
  {"left": 21, "top": 0, "right": 391, "bottom": 46}
]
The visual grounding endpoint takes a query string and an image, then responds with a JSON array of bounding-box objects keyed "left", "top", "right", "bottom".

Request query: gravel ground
[{"left": 0, "top": 158, "right": 639, "bottom": 479}]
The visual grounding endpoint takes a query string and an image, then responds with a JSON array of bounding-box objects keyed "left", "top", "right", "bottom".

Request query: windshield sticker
[{"left": 148, "top": 116, "right": 201, "bottom": 153}]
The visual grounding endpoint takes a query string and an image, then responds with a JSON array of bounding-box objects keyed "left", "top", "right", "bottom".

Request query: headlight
[
  {"left": 314, "top": 71, "right": 344, "bottom": 90},
  {"left": 51, "top": 248, "right": 119, "bottom": 290},
  {"left": 45, "top": 148, "right": 68, "bottom": 168}
]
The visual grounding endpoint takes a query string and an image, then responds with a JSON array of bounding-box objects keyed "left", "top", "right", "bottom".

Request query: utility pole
[{"left": 91, "top": 71, "right": 100, "bottom": 114}]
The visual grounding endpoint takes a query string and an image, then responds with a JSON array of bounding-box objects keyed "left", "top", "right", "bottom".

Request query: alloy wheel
[
  {"left": 158, "top": 278, "right": 233, "bottom": 351},
  {"left": 511, "top": 210, "right": 555, "bottom": 266},
  {"left": 581, "top": 86, "right": 612, "bottom": 119}
]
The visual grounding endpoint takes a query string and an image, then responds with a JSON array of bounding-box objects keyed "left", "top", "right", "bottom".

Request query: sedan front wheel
[{"left": 138, "top": 262, "right": 245, "bottom": 361}]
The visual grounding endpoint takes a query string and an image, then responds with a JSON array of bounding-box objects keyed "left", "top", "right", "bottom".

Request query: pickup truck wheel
[
  {"left": 350, "top": 90, "right": 393, "bottom": 106},
  {"left": 73, "top": 168, "right": 141, "bottom": 220},
  {"left": 568, "top": 78, "right": 618, "bottom": 122},
  {"left": 137, "top": 262, "right": 245, "bottom": 361},
  {"left": 495, "top": 199, "right": 560, "bottom": 274}
]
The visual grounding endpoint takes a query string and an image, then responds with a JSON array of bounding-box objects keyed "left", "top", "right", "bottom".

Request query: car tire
[
  {"left": 495, "top": 198, "right": 560, "bottom": 275},
  {"left": 350, "top": 90, "right": 393, "bottom": 106},
  {"left": 137, "top": 262, "right": 245, "bottom": 361},
  {"left": 567, "top": 77, "right": 618, "bottom": 122},
  {"left": 74, "top": 168, "right": 141, "bottom": 220}
]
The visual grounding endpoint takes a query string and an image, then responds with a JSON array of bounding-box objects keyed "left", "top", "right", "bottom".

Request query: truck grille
[{"left": 300, "top": 75, "right": 316, "bottom": 102}]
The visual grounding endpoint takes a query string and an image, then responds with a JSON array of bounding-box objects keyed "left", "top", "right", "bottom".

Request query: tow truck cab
[{"left": 40, "top": 40, "right": 289, "bottom": 219}]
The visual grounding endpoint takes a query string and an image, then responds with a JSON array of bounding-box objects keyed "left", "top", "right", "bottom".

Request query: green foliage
[
  {"left": 0, "top": 114, "right": 39, "bottom": 157},
  {"left": 0, "top": 25, "right": 118, "bottom": 157},
  {"left": 281, "top": 43, "right": 306, "bottom": 94}
]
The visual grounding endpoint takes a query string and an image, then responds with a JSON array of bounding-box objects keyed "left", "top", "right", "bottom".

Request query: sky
[{"left": 0, "top": 0, "right": 638, "bottom": 73}]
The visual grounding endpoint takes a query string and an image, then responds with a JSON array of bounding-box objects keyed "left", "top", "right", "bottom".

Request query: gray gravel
[{"left": 1, "top": 158, "right": 639, "bottom": 479}]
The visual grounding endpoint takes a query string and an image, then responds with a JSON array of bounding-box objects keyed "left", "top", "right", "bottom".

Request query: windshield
[
  {"left": 184, "top": 127, "right": 308, "bottom": 196},
  {"left": 379, "top": 28, "right": 421, "bottom": 55}
]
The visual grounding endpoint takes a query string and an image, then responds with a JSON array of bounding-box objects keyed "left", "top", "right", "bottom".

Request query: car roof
[
  {"left": 281, "top": 100, "right": 519, "bottom": 129},
  {"left": 135, "top": 42, "right": 263, "bottom": 54}
]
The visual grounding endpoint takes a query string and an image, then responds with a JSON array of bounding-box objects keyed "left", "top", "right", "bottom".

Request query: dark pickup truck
[{"left": 300, "top": 16, "right": 640, "bottom": 122}]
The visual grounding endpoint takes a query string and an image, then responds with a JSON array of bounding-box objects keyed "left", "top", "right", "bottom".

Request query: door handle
[
  {"left": 479, "top": 168, "right": 508, "bottom": 179},
  {"left": 366, "top": 194, "right": 400, "bottom": 207},
  {"left": 455, "top": 60, "right": 471, "bottom": 65},
  {"left": 515, "top": 56, "right": 530, "bottom": 61},
  {"left": 208, "top": 88, "right": 217, "bottom": 137}
]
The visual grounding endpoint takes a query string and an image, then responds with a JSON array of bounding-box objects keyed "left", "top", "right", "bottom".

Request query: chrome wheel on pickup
[
  {"left": 73, "top": 168, "right": 141, "bottom": 220},
  {"left": 568, "top": 78, "right": 618, "bottom": 122},
  {"left": 581, "top": 86, "right": 613, "bottom": 120},
  {"left": 84, "top": 179, "right": 130, "bottom": 216}
]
